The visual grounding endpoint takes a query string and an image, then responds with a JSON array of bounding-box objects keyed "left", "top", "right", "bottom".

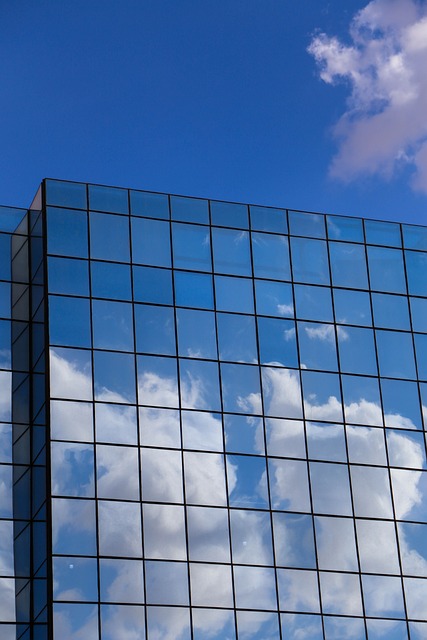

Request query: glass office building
[{"left": 2, "top": 178, "right": 427, "bottom": 639}]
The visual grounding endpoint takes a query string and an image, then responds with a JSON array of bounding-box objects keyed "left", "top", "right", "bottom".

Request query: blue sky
[{"left": 1, "top": 0, "right": 427, "bottom": 224}]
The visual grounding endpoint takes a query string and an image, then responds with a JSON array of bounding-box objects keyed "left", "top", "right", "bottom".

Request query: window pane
[
  {"left": 333, "top": 289, "right": 372, "bottom": 326},
  {"left": 91, "top": 261, "right": 132, "bottom": 300},
  {"left": 294, "top": 284, "right": 333, "bottom": 322},
  {"left": 176, "top": 308, "right": 217, "bottom": 359},
  {"left": 90, "top": 212, "right": 130, "bottom": 262},
  {"left": 215, "top": 275, "right": 254, "bottom": 313},
  {"left": 89, "top": 184, "right": 128, "bottom": 214},
  {"left": 132, "top": 218, "right": 171, "bottom": 267},
  {"left": 250, "top": 205, "right": 287, "bottom": 233},
  {"left": 172, "top": 223, "right": 211, "bottom": 271},
  {"left": 406, "top": 250, "right": 427, "bottom": 296},
  {"left": 376, "top": 330, "right": 416, "bottom": 379},
  {"left": 212, "top": 228, "right": 251, "bottom": 276},
  {"left": 135, "top": 304, "right": 176, "bottom": 355},
  {"left": 368, "top": 246, "right": 406, "bottom": 293},
  {"left": 171, "top": 195, "right": 208, "bottom": 223},
  {"left": 329, "top": 242, "right": 368, "bottom": 289},
  {"left": 255, "top": 280, "right": 293, "bottom": 317},
  {"left": 47, "top": 207, "right": 88, "bottom": 258},
  {"left": 298, "top": 322, "right": 337, "bottom": 372},
  {"left": 92, "top": 300, "right": 134, "bottom": 351},
  {"left": 291, "top": 238, "right": 329, "bottom": 285},
  {"left": 49, "top": 296, "right": 91, "bottom": 348},
  {"left": 252, "top": 232, "right": 290, "bottom": 280},
  {"left": 130, "top": 190, "right": 169, "bottom": 219},
  {"left": 326, "top": 215, "right": 364, "bottom": 242},
  {"left": 94, "top": 350, "right": 136, "bottom": 403},
  {"left": 133, "top": 266, "right": 173, "bottom": 305},
  {"left": 365, "top": 219, "right": 401, "bottom": 246},
  {"left": 46, "top": 179, "right": 87, "bottom": 209},
  {"left": 211, "top": 200, "right": 248, "bottom": 228},
  {"left": 289, "top": 211, "right": 325, "bottom": 238},
  {"left": 175, "top": 271, "right": 214, "bottom": 309},
  {"left": 217, "top": 313, "right": 257, "bottom": 363},
  {"left": 258, "top": 317, "right": 298, "bottom": 367}
]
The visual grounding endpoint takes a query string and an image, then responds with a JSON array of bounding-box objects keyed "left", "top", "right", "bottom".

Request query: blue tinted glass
[
  {"left": 132, "top": 218, "right": 171, "bottom": 267},
  {"left": 0, "top": 234, "right": 12, "bottom": 280},
  {"left": 138, "top": 355, "right": 178, "bottom": 408},
  {"left": 130, "top": 190, "right": 169, "bottom": 219},
  {"left": 180, "top": 359, "right": 221, "bottom": 411},
  {"left": 368, "top": 246, "right": 406, "bottom": 293},
  {"left": 215, "top": 276, "right": 254, "bottom": 313},
  {"left": 258, "top": 317, "right": 298, "bottom": 367},
  {"left": 338, "top": 326, "right": 377, "bottom": 375},
  {"left": 406, "top": 251, "right": 427, "bottom": 296},
  {"left": 291, "top": 238, "right": 329, "bottom": 285},
  {"left": 381, "top": 378, "right": 422, "bottom": 430},
  {"left": 289, "top": 211, "right": 326, "bottom": 238},
  {"left": 90, "top": 212, "right": 130, "bottom": 262},
  {"left": 0, "top": 282, "right": 10, "bottom": 317},
  {"left": 91, "top": 261, "right": 132, "bottom": 300},
  {"left": 250, "top": 205, "right": 287, "bottom": 233},
  {"left": 333, "top": 289, "right": 372, "bottom": 326},
  {"left": 175, "top": 271, "right": 214, "bottom": 309},
  {"left": 414, "top": 334, "right": 427, "bottom": 380},
  {"left": 298, "top": 321, "right": 338, "bottom": 372},
  {"left": 403, "top": 224, "right": 427, "bottom": 250},
  {"left": 171, "top": 196, "right": 209, "bottom": 223},
  {"left": 92, "top": 300, "right": 134, "bottom": 351},
  {"left": 49, "top": 296, "right": 91, "bottom": 347},
  {"left": 217, "top": 313, "right": 257, "bottom": 363},
  {"left": 45, "top": 179, "right": 87, "bottom": 209},
  {"left": 376, "top": 330, "right": 416, "bottom": 379},
  {"left": 133, "top": 266, "right": 173, "bottom": 305},
  {"left": 135, "top": 305, "right": 176, "bottom": 355},
  {"left": 221, "top": 363, "right": 261, "bottom": 414},
  {"left": 365, "top": 219, "right": 401, "bottom": 247},
  {"left": 255, "top": 280, "right": 294, "bottom": 317},
  {"left": 47, "top": 207, "right": 88, "bottom": 258},
  {"left": 372, "top": 293, "right": 410, "bottom": 329},
  {"left": 410, "top": 297, "right": 427, "bottom": 332},
  {"left": 329, "top": 242, "right": 368, "bottom": 289},
  {"left": 252, "top": 232, "right": 290, "bottom": 280},
  {"left": 294, "top": 284, "right": 333, "bottom": 322},
  {"left": 94, "top": 351, "right": 136, "bottom": 403},
  {"left": 89, "top": 184, "right": 128, "bottom": 214},
  {"left": 326, "top": 215, "right": 364, "bottom": 242},
  {"left": 172, "top": 223, "right": 211, "bottom": 271},
  {"left": 48, "top": 257, "right": 89, "bottom": 296},
  {"left": 176, "top": 308, "right": 217, "bottom": 359},
  {"left": 211, "top": 201, "right": 248, "bottom": 228},
  {"left": 212, "top": 228, "right": 251, "bottom": 276}
]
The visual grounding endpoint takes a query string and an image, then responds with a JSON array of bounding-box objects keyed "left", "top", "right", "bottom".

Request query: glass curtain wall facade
[{"left": 2, "top": 178, "right": 427, "bottom": 638}]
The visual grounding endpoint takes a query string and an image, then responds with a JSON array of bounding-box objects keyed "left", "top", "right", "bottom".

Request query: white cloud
[{"left": 308, "top": 0, "right": 427, "bottom": 192}]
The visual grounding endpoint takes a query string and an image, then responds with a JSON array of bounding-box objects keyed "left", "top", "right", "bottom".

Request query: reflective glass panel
[
  {"left": 251, "top": 232, "right": 290, "bottom": 280},
  {"left": 406, "top": 250, "right": 427, "bottom": 296},
  {"left": 255, "top": 279, "right": 294, "bottom": 317},
  {"left": 365, "top": 219, "right": 401, "bottom": 247},
  {"left": 250, "top": 205, "right": 287, "bottom": 233},
  {"left": 130, "top": 190, "right": 169, "bottom": 219},
  {"left": 211, "top": 200, "right": 248, "bottom": 228},
  {"left": 212, "top": 228, "right": 251, "bottom": 276},
  {"left": 217, "top": 313, "right": 258, "bottom": 363},
  {"left": 333, "top": 288, "right": 372, "bottom": 326},
  {"left": 89, "top": 184, "right": 128, "bottom": 214},
  {"left": 326, "top": 215, "right": 364, "bottom": 242},
  {"left": 90, "top": 212, "right": 130, "bottom": 262},
  {"left": 47, "top": 207, "right": 88, "bottom": 258},
  {"left": 372, "top": 292, "right": 410, "bottom": 329},
  {"left": 170, "top": 195, "right": 209, "bottom": 223},
  {"left": 289, "top": 211, "right": 325, "bottom": 238},
  {"left": 329, "top": 242, "right": 368, "bottom": 289},
  {"left": 368, "top": 246, "right": 406, "bottom": 293},
  {"left": 176, "top": 308, "right": 217, "bottom": 359},
  {"left": 91, "top": 261, "right": 132, "bottom": 300},
  {"left": 131, "top": 218, "right": 171, "bottom": 267},
  {"left": 172, "top": 222, "right": 211, "bottom": 271},
  {"left": 135, "top": 304, "right": 176, "bottom": 355},
  {"left": 133, "top": 265, "right": 173, "bottom": 305},
  {"left": 294, "top": 284, "right": 333, "bottom": 322},
  {"left": 291, "top": 237, "right": 329, "bottom": 285}
]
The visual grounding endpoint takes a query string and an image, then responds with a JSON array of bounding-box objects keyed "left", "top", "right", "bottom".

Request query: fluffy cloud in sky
[{"left": 308, "top": 0, "right": 427, "bottom": 192}]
